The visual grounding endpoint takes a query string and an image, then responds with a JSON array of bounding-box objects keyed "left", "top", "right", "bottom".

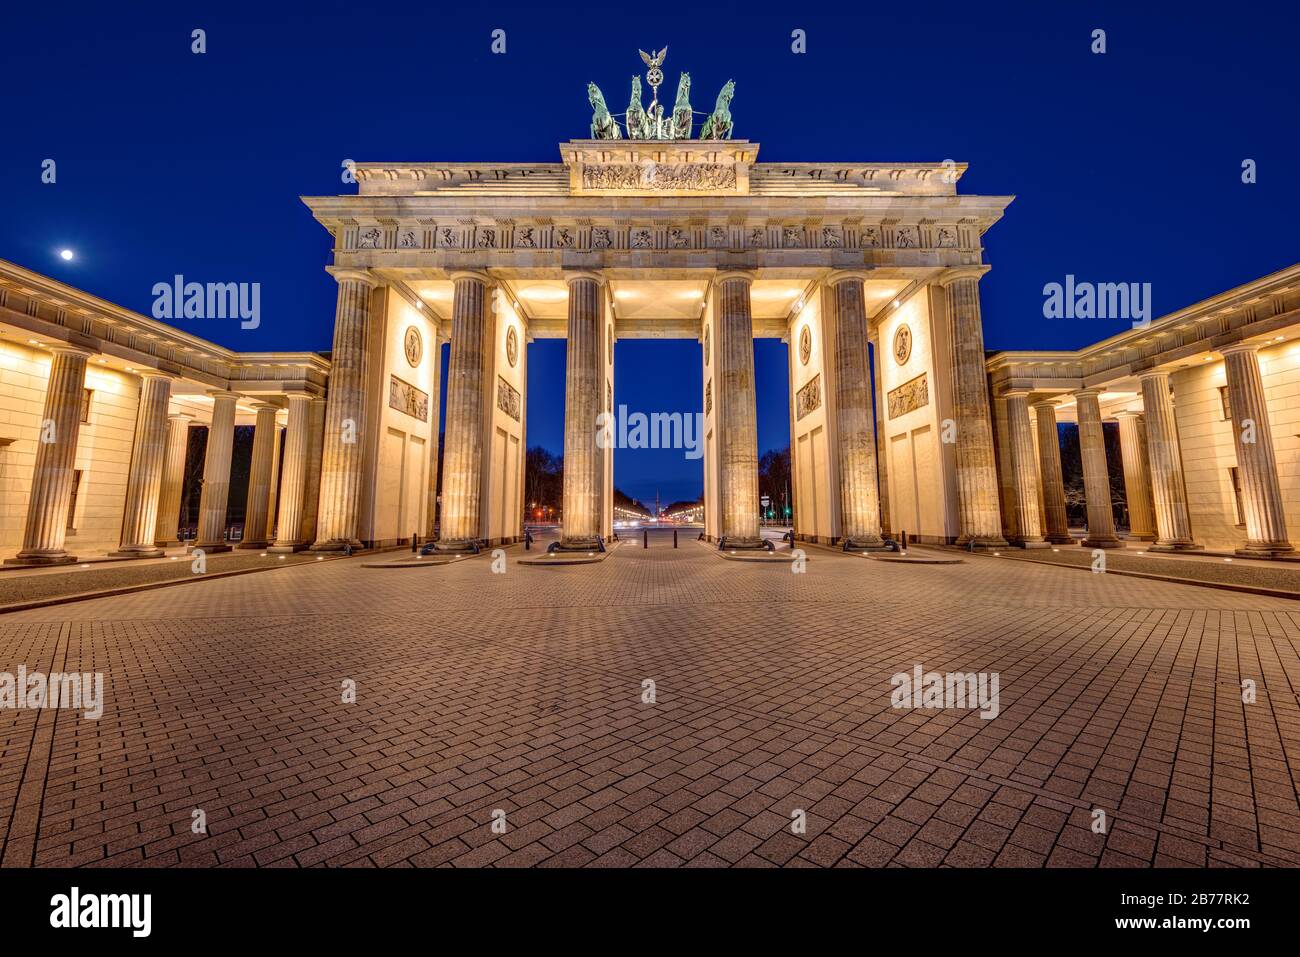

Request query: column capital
[
  {"left": 1073, "top": 387, "right": 1103, "bottom": 400},
  {"left": 1218, "top": 341, "right": 1259, "bottom": 358},
  {"left": 206, "top": 389, "right": 242, "bottom": 402},
  {"left": 1002, "top": 389, "right": 1034, "bottom": 400},
  {"left": 934, "top": 265, "right": 990, "bottom": 288},
  {"left": 45, "top": 342, "right": 96, "bottom": 359},
  {"left": 1113, "top": 409, "right": 1144, "bottom": 420},
  {"left": 1137, "top": 368, "right": 1172, "bottom": 383},
  {"left": 251, "top": 401, "right": 281, "bottom": 414},
  {"left": 448, "top": 269, "right": 491, "bottom": 285},
  {"left": 562, "top": 269, "right": 604, "bottom": 286},
  {"left": 167, "top": 412, "right": 194, "bottom": 423},
  {"left": 713, "top": 269, "right": 755, "bottom": 287},
  {"left": 825, "top": 269, "right": 872, "bottom": 287},
  {"left": 134, "top": 368, "right": 175, "bottom": 381},
  {"left": 327, "top": 267, "right": 379, "bottom": 288}
]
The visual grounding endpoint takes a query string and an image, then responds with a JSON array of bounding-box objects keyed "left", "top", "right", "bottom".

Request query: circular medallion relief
[
  {"left": 703, "top": 325, "right": 711, "bottom": 365},
  {"left": 799, "top": 325, "right": 812, "bottom": 366},
  {"left": 403, "top": 326, "right": 422, "bottom": 367},
  {"left": 506, "top": 326, "right": 519, "bottom": 368},
  {"left": 892, "top": 324, "right": 913, "bottom": 366}
]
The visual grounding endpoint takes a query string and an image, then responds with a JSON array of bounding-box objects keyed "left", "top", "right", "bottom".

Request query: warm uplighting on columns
[
  {"left": 558, "top": 271, "right": 605, "bottom": 550},
  {"left": 113, "top": 371, "right": 174, "bottom": 558},
  {"left": 713, "top": 271, "right": 763, "bottom": 549}
]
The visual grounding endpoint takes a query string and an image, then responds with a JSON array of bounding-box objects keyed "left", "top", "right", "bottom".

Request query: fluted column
[
  {"left": 940, "top": 271, "right": 1007, "bottom": 546},
  {"left": 435, "top": 272, "right": 490, "bottom": 551},
  {"left": 195, "top": 391, "right": 239, "bottom": 553},
  {"left": 1004, "top": 391, "right": 1046, "bottom": 545},
  {"left": 1031, "top": 400, "right": 1073, "bottom": 543},
  {"left": 1115, "top": 411, "right": 1156, "bottom": 541},
  {"left": 271, "top": 394, "right": 313, "bottom": 552},
  {"left": 1222, "top": 343, "right": 1293, "bottom": 556},
  {"left": 265, "top": 422, "right": 283, "bottom": 541},
  {"left": 154, "top": 413, "right": 192, "bottom": 546},
  {"left": 113, "top": 372, "right": 173, "bottom": 557},
  {"left": 868, "top": 331, "right": 892, "bottom": 537},
  {"left": 300, "top": 396, "right": 326, "bottom": 544},
  {"left": 715, "top": 272, "right": 762, "bottom": 547},
  {"left": 1075, "top": 389, "right": 1121, "bottom": 548},
  {"left": 5, "top": 345, "right": 92, "bottom": 565},
  {"left": 312, "top": 270, "right": 377, "bottom": 551},
  {"left": 559, "top": 272, "right": 604, "bottom": 548},
  {"left": 1139, "top": 371, "right": 1201, "bottom": 550},
  {"left": 827, "top": 273, "right": 884, "bottom": 548},
  {"left": 237, "top": 403, "right": 279, "bottom": 549}
]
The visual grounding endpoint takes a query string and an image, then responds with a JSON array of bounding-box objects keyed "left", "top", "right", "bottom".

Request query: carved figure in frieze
[
  {"left": 631, "top": 228, "right": 653, "bottom": 249},
  {"left": 554, "top": 227, "right": 574, "bottom": 248},
  {"left": 748, "top": 227, "right": 766, "bottom": 248},
  {"left": 517, "top": 227, "right": 536, "bottom": 248},
  {"left": 709, "top": 226, "right": 728, "bottom": 248},
  {"left": 669, "top": 227, "right": 691, "bottom": 248},
  {"left": 357, "top": 228, "right": 380, "bottom": 249},
  {"left": 592, "top": 227, "right": 612, "bottom": 249},
  {"left": 783, "top": 227, "right": 802, "bottom": 248},
  {"left": 936, "top": 227, "right": 957, "bottom": 248},
  {"left": 822, "top": 227, "right": 841, "bottom": 248},
  {"left": 440, "top": 227, "right": 459, "bottom": 248},
  {"left": 398, "top": 230, "right": 419, "bottom": 248},
  {"left": 588, "top": 82, "right": 622, "bottom": 140},
  {"left": 477, "top": 228, "right": 496, "bottom": 248}
]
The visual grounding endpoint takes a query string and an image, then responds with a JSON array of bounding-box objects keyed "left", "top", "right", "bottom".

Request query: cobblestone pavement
[{"left": 1, "top": 537, "right": 1298, "bottom": 868}]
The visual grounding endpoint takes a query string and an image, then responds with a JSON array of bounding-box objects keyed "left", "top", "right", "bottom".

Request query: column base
[
  {"left": 236, "top": 541, "right": 270, "bottom": 550},
  {"left": 429, "top": 540, "right": 481, "bottom": 555},
  {"left": 4, "top": 552, "right": 77, "bottom": 566},
  {"left": 109, "top": 547, "right": 165, "bottom": 559},
  {"left": 1149, "top": 541, "right": 1203, "bottom": 552},
  {"left": 268, "top": 542, "right": 309, "bottom": 553},
  {"left": 310, "top": 539, "right": 363, "bottom": 553},
  {"left": 1081, "top": 537, "right": 1123, "bottom": 549},
  {"left": 955, "top": 534, "right": 1009, "bottom": 549},
  {"left": 1014, "top": 538, "right": 1052, "bottom": 549},
  {"left": 1125, "top": 533, "right": 1157, "bottom": 542},
  {"left": 842, "top": 536, "right": 891, "bottom": 552},
  {"left": 718, "top": 536, "right": 769, "bottom": 551},
  {"left": 1044, "top": 532, "right": 1075, "bottom": 544},
  {"left": 552, "top": 537, "right": 604, "bottom": 552},
  {"left": 1235, "top": 542, "right": 1295, "bottom": 558},
  {"left": 193, "top": 543, "right": 233, "bottom": 554},
  {"left": 154, "top": 539, "right": 180, "bottom": 548}
]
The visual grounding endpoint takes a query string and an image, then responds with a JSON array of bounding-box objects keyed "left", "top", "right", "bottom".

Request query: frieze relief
[
  {"left": 581, "top": 163, "right": 737, "bottom": 191},
  {"left": 887, "top": 373, "right": 929, "bottom": 419},
  {"left": 497, "top": 375, "right": 521, "bottom": 422},
  {"left": 389, "top": 375, "right": 429, "bottom": 422},
  {"left": 796, "top": 374, "right": 821, "bottom": 421}
]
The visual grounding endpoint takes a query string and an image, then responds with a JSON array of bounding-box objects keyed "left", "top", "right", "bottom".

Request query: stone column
[
  {"left": 154, "top": 413, "right": 192, "bottom": 546},
  {"left": 265, "top": 421, "right": 284, "bottom": 541},
  {"left": 271, "top": 394, "right": 313, "bottom": 552},
  {"left": 868, "top": 331, "right": 892, "bottom": 538},
  {"left": 299, "top": 396, "right": 326, "bottom": 544},
  {"left": 1138, "top": 371, "right": 1201, "bottom": 550},
  {"left": 312, "top": 270, "right": 377, "bottom": 551},
  {"left": 435, "top": 272, "right": 490, "bottom": 551},
  {"left": 5, "top": 345, "right": 92, "bottom": 566},
  {"left": 1075, "top": 389, "right": 1121, "bottom": 548},
  {"left": 1114, "top": 411, "right": 1156, "bottom": 541},
  {"left": 1004, "top": 391, "right": 1046, "bottom": 546},
  {"left": 195, "top": 391, "right": 239, "bottom": 553},
  {"left": 112, "top": 372, "right": 173, "bottom": 557},
  {"left": 715, "top": 271, "right": 762, "bottom": 548},
  {"left": 828, "top": 272, "right": 884, "bottom": 547},
  {"left": 1222, "top": 343, "right": 1294, "bottom": 556},
  {"left": 1031, "top": 400, "right": 1073, "bottom": 543},
  {"left": 424, "top": 333, "right": 445, "bottom": 542},
  {"left": 940, "top": 270, "right": 1007, "bottom": 546},
  {"left": 237, "top": 403, "right": 279, "bottom": 549},
  {"left": 559, "top": 272, "right": 604, "bottom": 549}
]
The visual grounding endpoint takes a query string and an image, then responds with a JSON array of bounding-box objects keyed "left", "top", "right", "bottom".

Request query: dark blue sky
[{"left": 4, "top": 1, "right": 1295, "bottom": 506}]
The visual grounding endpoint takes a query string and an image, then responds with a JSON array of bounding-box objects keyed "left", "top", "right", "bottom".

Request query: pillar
[
  {"left": 265, "top": 421, "right": 284, "bottom": 541},
  {"left": 300, "top": 396, "right": 326, "bottom": 544},
  {"left": 435, "top": 272, "right": 489, "bottom": 551},
  {"left": 1222, "top": 343, "right": 1294, "bottom": 556},
  {"left": 424, "top": 333, "right": 445, "bottom": 541},
  {"left": 1031, "top": 400, "right": 1072, "bottom": 543},
  {"left": 1004, "top": 391, "right": 1046, "bottom": 546},
  {"left": 868, "top": 331, "right": 892, "bottom": 538},
  {"left": 1075, "top": 389, "right": 1121, "bottom": 548},
  {"left": 154, "top": 413, "right": 192, "bottom": 546},
  {"left": 112, "top": 372, "right": 173, "bottom": 557},
  {"left": 5, "top": 345, "right": 92, "bottom": 565},
  {"left": 237, "top": 403, "right": 279, "bottom": 549},
  {"left": 715, "top": 271, "right": 762, "bottom": 548},
  {"left": 195, "top": 391, "right": 239, "bottom": 553},
  {"left": 312, "top": 270, "right": 377, "bottom": 551},
  {"left": 1115, "top": 411, "right": 1156, "bottom": 541},
  {"left": 271, "top": 394, "right": 313, "bottom": 552},
  {"left": 1138, "top": 371, "right": 1201, "bottom": 551},
  {"left": 559, "top": 272, "right": 604, "bottom": 549},
  {"left": 828, "top": 272, "right": 884, "bottom": 547},
  {"left": 940, "top": 270, "right": 1006, "bottom": 546}
]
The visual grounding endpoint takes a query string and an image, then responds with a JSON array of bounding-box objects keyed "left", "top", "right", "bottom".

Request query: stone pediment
[{"left": 560, "top": 140, "right": 758, "bottom": 196}]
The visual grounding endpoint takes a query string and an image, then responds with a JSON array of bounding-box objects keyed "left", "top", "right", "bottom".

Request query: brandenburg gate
[{"left": 300, "top": 52, "right": 1014, "bottom": 554}]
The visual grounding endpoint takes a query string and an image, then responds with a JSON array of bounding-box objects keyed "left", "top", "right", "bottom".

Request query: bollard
[
  {"left": 673, "top": 529, "right": 678, "bottom": 548},
  {"left": 901, "top": 530, "right": 908, "bottom": 553},
  {"left": 411, "top": 533, "right": 418, "bottom": 553},
  {"left": 643, "top": 528, "right": 648, "bottom": 549}
]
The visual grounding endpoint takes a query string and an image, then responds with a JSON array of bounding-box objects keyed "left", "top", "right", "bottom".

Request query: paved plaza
[{"left": 1, "top": 539, "right": 1298, "bottom": 869}]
